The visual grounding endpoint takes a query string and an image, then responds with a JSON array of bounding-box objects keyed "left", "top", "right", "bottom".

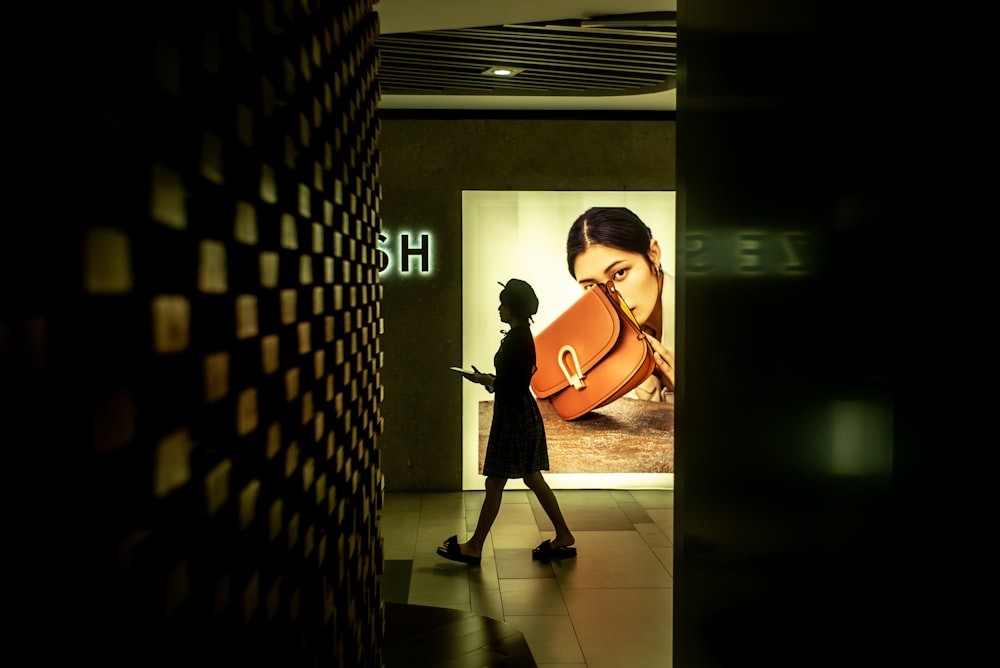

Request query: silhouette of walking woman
[{"left": 438, "top": 279, "right": 576, "bottom": 565}]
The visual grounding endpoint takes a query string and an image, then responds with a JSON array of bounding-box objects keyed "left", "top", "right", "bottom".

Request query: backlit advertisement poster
[{"left": 460, "top": 191, "right": 675, "bottom": 490}]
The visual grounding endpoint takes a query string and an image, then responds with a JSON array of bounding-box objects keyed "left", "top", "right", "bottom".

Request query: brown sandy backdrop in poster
[
  {"left": 461, "top": 191, "right": 674, "bottom": 488},
  {"left": 478, "top": 399, "right": 674, "bottom": 473}
]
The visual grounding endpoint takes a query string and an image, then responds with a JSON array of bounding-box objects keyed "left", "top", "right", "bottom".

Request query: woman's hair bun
[{"left": 499, "top": 279, "right": 538, "bottom": 317}]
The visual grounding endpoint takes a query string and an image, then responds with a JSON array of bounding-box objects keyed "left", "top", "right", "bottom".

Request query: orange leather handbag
[{"left": 530, "top": 281, "right": 656, "bottom": 420}]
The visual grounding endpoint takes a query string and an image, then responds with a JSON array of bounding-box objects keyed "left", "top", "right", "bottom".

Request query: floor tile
[
  {"left": 630, "top": 489, "right": 674, "bottom": 509},
  {"left": 650, "top": 545, "right": 673, "bottom": 575},
  {"left": 616, "top": 500, "right": 655, "bottom": 523},
  {"left": 490, "top": 522, "right": 545, "bottom": 551},
  {"left": 470, "top": 587, "right": 504, "bottom": 621},
  {"left": 634, "top": 521, "right": 671, "bottom": 548},
  {"left": 609, "top": 490, "right": 637, "bottom": 503},
  {"left": 530, "top": 491, "right": 635, "bottom": 531},
  {"left": 504, "top": 614, "right": 585, "bottom": 664},
  {"left": 495, "top": 499, "right": 539, "bottom": 523},
  {"left": 494, "top": 549, "right": 556, "bottom": 579},
  {"left": 407, "top": 555, "right": 475, "bottom": 610},
  {"left": 551, "top": 531, "right": 673, "bottom": 590},
  {"left": 500, "top": 578, "right": 568, "bottom": 616},
  {"left": 562, "top": 587, "right": 672, "bottom": 668},
  {"left": 380, "top": 559, "right": 413, "bottom": 604},
  {"left": 380, "top": 511, "right": 420, "bottom": 559},
  {"left": 644, "top": 507, "right": 674, "bottom": 539}
]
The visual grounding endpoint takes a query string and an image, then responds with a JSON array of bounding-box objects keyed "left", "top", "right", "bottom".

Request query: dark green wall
[
  {"left": 673, "top": 1, "right": 936, "bottom": 666},
  {"left": 376, "top": 116, "right": 675, "bottom": 491}
]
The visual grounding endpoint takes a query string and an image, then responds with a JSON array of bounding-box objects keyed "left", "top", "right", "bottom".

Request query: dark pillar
[{"left": 674, "top": 2, "right": 943, "bottom": 665}]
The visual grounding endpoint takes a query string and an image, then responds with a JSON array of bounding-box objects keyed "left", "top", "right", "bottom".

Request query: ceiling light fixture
[{"left": 481, "top": 66, "right": 524, "bottom": 77}]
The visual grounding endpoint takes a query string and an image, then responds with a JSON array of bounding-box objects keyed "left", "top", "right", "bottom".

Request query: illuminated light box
[{"left": 461, "top": 191, "right": 675, "bottom": 491}]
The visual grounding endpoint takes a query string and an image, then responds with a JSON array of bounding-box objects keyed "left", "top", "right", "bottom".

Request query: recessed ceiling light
[{"left": 481, "top": 66, "right": 524, "bottom": 77}]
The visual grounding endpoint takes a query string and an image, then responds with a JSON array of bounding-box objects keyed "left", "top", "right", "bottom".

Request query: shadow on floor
[{"left": 383, "top": 602, "right": 537, "bottom": 667}]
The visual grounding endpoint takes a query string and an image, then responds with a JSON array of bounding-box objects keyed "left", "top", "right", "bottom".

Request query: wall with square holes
[{"left": 1, "top": 1, "right": 385, "bottom": 664}]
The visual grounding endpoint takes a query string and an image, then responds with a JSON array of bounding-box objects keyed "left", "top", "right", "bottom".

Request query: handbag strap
[{"left": 605, "top": 281, "right": 644, "bottom": 334}]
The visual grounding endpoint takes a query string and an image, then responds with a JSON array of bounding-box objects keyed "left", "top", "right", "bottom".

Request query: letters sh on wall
[{"left": 378, "top": 231, "right": 433, "bottom": 278}]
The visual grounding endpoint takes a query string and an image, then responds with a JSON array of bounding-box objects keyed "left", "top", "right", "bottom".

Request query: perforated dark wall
[{"left": 3, "top": 1, "right": 385, "bottom": 665}]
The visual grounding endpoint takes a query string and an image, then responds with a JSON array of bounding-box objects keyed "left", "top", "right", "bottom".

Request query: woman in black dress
[{"left": 438, "top": 279, "right": 576, "bottom": 565}]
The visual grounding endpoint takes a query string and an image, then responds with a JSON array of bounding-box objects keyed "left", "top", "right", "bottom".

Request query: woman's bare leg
[
  {"left": 450, "top": 476, "right": 506, "bottom": 558},
  {"left": 523, "top": 471, "right": 574, "bottom": 548}
]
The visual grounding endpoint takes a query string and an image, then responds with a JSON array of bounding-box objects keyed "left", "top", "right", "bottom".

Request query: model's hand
[{"left": 647, "top": 337, "right": 675, "bottom": 391}]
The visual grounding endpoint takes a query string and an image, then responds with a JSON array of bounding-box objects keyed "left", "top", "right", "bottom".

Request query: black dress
[{"left": 482, "top": 323, "right": 549, "bottom": 478}]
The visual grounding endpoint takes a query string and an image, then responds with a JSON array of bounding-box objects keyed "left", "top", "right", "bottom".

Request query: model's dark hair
[{"left": 566, "top": 207, "right": 654, "bottom": 278}]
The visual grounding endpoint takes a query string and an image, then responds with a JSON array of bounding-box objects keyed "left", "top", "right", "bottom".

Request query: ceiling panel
[{"left": 375, "top": 10, "right": 677, "bottom": 111}]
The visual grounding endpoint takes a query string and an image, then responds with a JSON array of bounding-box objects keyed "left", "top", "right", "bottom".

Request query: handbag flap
[{"left": 531, "top": 286, "right": 621, "bottom": 398}]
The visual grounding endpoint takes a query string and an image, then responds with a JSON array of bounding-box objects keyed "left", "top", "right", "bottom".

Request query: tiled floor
[{"left": 379, "top": 488, "right": 673, "bottom": 668}]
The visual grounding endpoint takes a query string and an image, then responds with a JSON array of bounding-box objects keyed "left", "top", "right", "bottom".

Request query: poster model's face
[{"left": 572, "top": 239, "right": 663, "bottom": 330}]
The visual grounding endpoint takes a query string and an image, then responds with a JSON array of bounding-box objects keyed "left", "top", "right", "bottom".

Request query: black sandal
[
  {"left": 532, "top": 539, "right": 577, "bottom": 561},
  {"left": 436, "top": 535, "right": 482, "bottom": 565}
]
